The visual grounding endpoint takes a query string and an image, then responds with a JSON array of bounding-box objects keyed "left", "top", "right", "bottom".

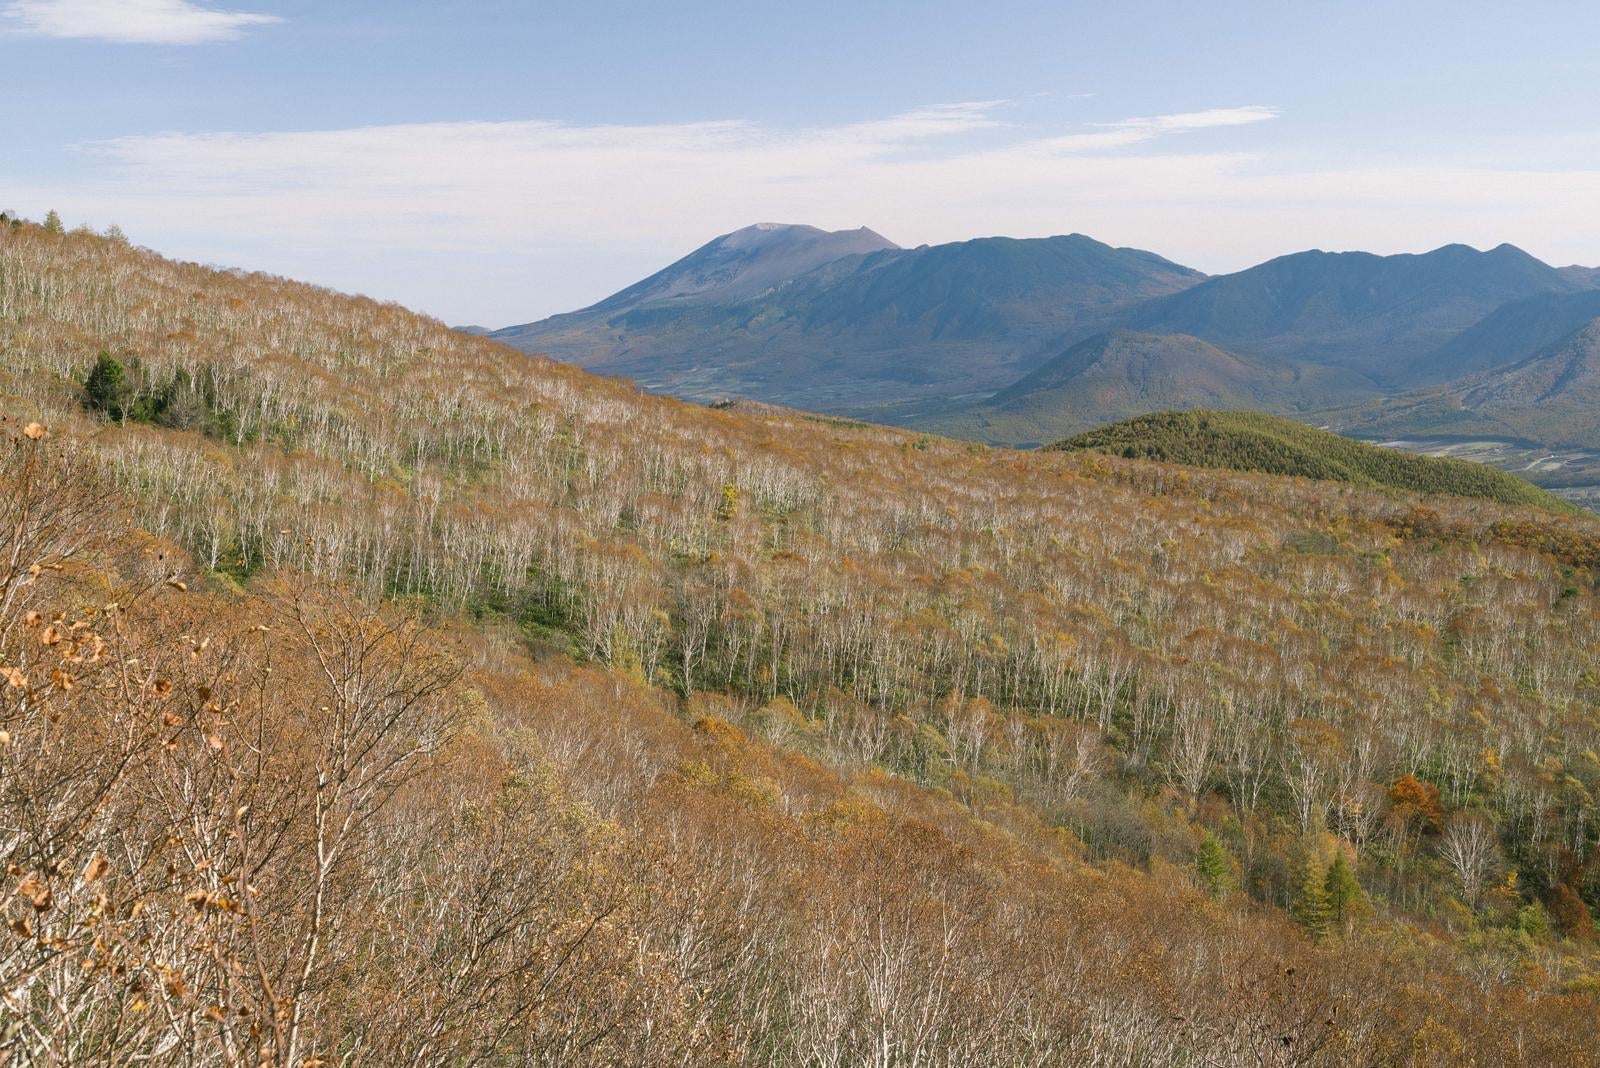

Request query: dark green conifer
[{"left": 83, "top": 352, "right": 130, "bottom": 420}]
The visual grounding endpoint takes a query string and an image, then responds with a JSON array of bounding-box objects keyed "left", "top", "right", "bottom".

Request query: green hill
[{"left": 1051, "top": 409, "right": 1577, "bottom": 511}]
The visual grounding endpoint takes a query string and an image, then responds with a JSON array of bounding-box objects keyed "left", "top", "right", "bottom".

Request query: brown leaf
[
  {"left": 0, "top": 666, "right": 26, "bottom": 690},
  {"left": 16, "top": 875, "right": 52, "bottom": 911},
  {"left": 22, "top": 422, "right": 47, "bottom": 440},
  {"left": 83, "top": 854, "right": 109, "bottom": 882}
]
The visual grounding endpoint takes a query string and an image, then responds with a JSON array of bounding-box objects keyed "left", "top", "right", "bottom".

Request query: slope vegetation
[
  {"left": 1052, "top": 409, "right": 1575, "bottom": 511},
  {"left": 6, "top": 219, "right": 1600, "bottom": 1062}
]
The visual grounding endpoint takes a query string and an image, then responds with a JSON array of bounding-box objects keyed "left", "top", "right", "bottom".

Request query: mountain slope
[
  {"left": 1411, "top": 289, "right": 1600, "bottom": 383},
  {"left": 1051, "top": 409, "right": 1575, "bottom": 511},
  {"left": 1117, "top": 243, "right": 1589, "bottom": 385},
  {"left": 1326, "top": 316, "right": 1600, "bottom": 448},
  {"left": 905, "top": 330, "right": 1371, "bottom": 446},
  {"left": 490, "top": 229, "right": 1205, "bottom": 411}
]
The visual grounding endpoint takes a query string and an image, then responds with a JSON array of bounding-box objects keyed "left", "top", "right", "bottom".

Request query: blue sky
[{"left": 4, "top": 0, "right": 1599, "bottom": 326}]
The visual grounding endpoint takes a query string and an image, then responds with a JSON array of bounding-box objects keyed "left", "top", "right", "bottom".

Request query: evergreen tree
[
  {"left": 43, "top": 209, "right": 63, "bottom": 235},
  {"left": 1293, "top": 854, "right": 1332, "bottom": 937},
  {"left": 1324, "top": 850, "right": 1366, "bottom": 928},
  {"left": 1196, "top": 831, "right": 1233, "bottom": 896},
  {"left": 83, "top": 352, "right": 130, "bottom": 420}
]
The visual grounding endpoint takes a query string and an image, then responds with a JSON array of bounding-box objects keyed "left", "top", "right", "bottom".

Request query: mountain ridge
[{"left": 1115, "top": 242, "right": 1591, "bottom": 385}]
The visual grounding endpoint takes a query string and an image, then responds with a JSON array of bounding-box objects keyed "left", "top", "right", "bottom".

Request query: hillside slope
[
  {"left": 1051, "top": 409, "right": 1575, "bottom": 511},
  {"left": 7, "top": 220, "right": 1600, "bottom": 1061},
  {"left": 908, "top": 330, "right": 1371, "bottom": 446},
  {"left": 491, "top": 229, "right": 1205, "bottom": 411}
]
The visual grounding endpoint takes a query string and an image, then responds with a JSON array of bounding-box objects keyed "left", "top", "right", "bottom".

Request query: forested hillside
[
  {"left": 1054, "top": 410, "right": 1576, "bottom": 511},
  {"left": 7, "top": 220, "right": 1600, "bottom": 1063}
]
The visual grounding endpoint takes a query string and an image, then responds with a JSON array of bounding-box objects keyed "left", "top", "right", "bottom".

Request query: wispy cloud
[
  {"left": 1113, "top": 105, "right": 1282, "bottom": 132},
  {"left": 1027, "top": 105, "right": 1282, "bottom": 154},
  {"left": 4, "top": 0, "right": 279, "bottom": 44}
]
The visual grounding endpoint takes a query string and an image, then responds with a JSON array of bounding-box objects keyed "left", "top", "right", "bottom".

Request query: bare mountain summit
[{"left": 591, "top": 223, "right": 899, "bottom": 309}]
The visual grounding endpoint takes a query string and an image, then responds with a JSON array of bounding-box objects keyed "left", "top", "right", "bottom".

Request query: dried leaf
[
  {"left": 0, "top": 667, "right": 26, "bottom": 690},
  {"left": 22, "top": 422, "right": 47, "bottom": 440},
  {"left": 82, "top": 854, "right": 109, "bottom": 882},
  {"left": 16, "top": 875, "right": 52, "bottom": 912}
]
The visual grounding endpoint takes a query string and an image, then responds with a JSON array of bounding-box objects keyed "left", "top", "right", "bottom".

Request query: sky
[{"left": 3, "top": 0, "right": 1599, "bottom": 327}]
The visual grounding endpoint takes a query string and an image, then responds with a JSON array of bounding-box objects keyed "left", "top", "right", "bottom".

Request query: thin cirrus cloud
[
  {"left": 80, "top": 100, "right": 1271, "bottom": 229},
  {"left": 3, "top": 0, "right": 279, "bottom": 44},
  {"left": 32, "top": 99, "right": 1600, "bottom": 325}
]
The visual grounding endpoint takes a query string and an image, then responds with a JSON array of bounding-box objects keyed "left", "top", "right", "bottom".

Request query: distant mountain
[
  {"left": 1051, "top": 409, "right": 1573, "bottom": 511},
  {"left": 1561, "top": 264, "right": 1600, "bottom": 286},
  {"left": 1117, "top": 243, "right": 1589, "bottom": 386},
  {"left": 489, "top": 227, "right": 1205, "bottom": 412},
  {"left": 907, "top": 330, "right": 1371, "bottom": 447},
  {"left": 1327, "top": 316, "right": 1600, "bottom": 448},
  {"left": 1410, "top": 289, "right": 1600, "bottom": 383}
]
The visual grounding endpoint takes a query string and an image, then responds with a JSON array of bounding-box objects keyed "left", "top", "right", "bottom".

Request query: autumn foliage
[{"left": 5, "top": 219, "right": 1600, "bottom": 1062}]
